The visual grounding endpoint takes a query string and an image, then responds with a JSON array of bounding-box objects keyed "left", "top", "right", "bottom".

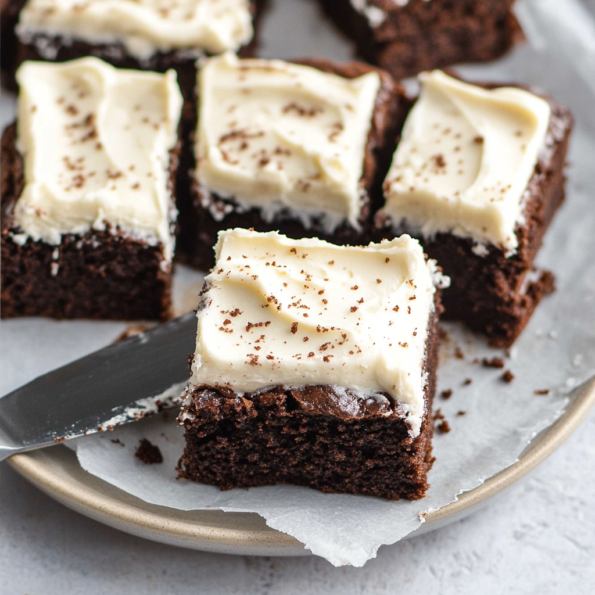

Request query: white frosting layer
[
  {"left": 195, "top": 53, "right": 381, "bottom": 231},
  {"left": 14, "top": 58, "right": 182, "bottom": 259},
  {"left": 17, "top": 0, "right": 253, "bottom": 59},
  {"left": 191, "top": 229, "right": 444, "bottom": 436},
  {"left": 382, "top": 70, "right": 551, "bottom": 254}
]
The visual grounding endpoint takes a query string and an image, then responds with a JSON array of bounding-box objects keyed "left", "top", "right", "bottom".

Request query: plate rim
[{"left": 8, "top": 378, "right": 595, "bottom": 553}]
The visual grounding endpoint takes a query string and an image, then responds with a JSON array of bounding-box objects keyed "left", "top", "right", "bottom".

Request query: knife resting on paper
[{"left": 0, "top": 312, "right": 196, "bottom": 462}]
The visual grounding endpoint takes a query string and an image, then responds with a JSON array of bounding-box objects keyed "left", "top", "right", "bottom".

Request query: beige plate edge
[{"left": 7, "top": 378, "right": 595, "bottom": 556}]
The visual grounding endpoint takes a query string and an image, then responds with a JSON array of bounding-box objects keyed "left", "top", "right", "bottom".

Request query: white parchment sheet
[{"left": 1, "top": 0, "right": 594, "bottom": 568}]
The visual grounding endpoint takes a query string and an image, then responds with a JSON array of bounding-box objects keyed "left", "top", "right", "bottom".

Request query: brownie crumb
[
  {"left": 437, "top": 420, "right": 451, "bottom": 434},
  {"left": 534, "top": 389, "right": 550, "bottom": 395},
  {"left": 482, "top": 357, "right": 505, "bottom": 369},
  {"left": 456, "top": 410, "right": 466, "bottom": 416},
  {"left": 463, "top": 378, "right": 472, "bottom": 386},
  {"left": 135, "top": 439, "right": 163, "bottom": 464},
  {"left": 454, "top": 347, "right": 465, "bottom": 359},
  {"left": 111, "top": 438, "right": 125, "bottom": 447},
  {"left": 440, "top": 389, "right": 453, "bottom": 399},
  {"left": 501, "top": 370, "right": 515, "bottom": 383},
  {"left": 114, "top": 323, "right": 154, "bottom": 343},
  {"left": 433, "top": 408, "right": 445, "bottom": 421}
]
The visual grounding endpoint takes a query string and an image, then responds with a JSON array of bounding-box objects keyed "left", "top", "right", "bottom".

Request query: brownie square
[
  {"left": 375, "top": 71, "right": 573, "bottom": 347},
  {"left": 176, "top": 53, "right": 408, "bottom": 271},
  {"left": 318, "top": 0, "right": 523, "bottom": 80},
  {"left": 178, "top": 228, "right": 446, "bottom": 500},
  {"left": 1, "top": 58, "right": 183, "bottom": 321},
  {"left": 3, "top": 0, "right": 267, "bottom": 98}
]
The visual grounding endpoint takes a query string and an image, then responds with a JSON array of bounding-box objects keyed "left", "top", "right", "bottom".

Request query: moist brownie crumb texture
[
  {"left": 178, "top": 228, "right": 447, "bottom": 500},
  {"left": 1, "top": 58, "right": 183, "bottom": 320}
]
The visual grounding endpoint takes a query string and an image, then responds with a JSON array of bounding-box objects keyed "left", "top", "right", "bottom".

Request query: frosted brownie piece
[
  {"left": 3, "top": 0, "right": 266, "bottom": 93},
  {"left": 177, "top": 229, "right": 447, "bottom": 501},
  {"left": 176, "top": 52, "right": 407, "bottom": 270},
  {"left": 317, "top": 0, "right": 522, "bottom": 80},
  {"left": 375, "top": 71, "right": 573, "bottom": 346},
  {"left": 1, "top": 57, "right": 183, "bottom": 320}
]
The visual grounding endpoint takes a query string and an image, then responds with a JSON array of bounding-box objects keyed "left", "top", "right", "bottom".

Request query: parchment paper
[{"left": 1, "top": 0, "right": 594, "bottom": 568}]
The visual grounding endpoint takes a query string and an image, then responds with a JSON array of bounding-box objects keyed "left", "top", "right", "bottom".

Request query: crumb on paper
[
  {"left": 534, "top": 389, "right": 550, "bottom": 395},
  {"left": 114, "top": 324, "right": 155, "bottom": 343},
  {"left": 440, "top": 389, "right": 453, "bottom": 399},
  {"left": 463, "top": 378, "right": 472, "bottom": 386},
  {"left": 433, "top": 408, "right": 445, "bottom": 421},
  {"left": 482, "top": 357, "right": 505, "bottom": 369},
  {"left": 437, "top": 420, "right": 451, "bottom": 434},
  {"left": 502, "top": 370, "right": 515, "bottom": 383},
  {"left": 457, "top": 410, "right": 466, "bottom": 416},
  {"left": 135, "top": 439, "right": 163, "bottom": 464},
  {"left": 454, "top": 347, "right": 464, "bottom": 359},
  {"left": 111, "top": 438, "right": 125, "bottom": 447}
]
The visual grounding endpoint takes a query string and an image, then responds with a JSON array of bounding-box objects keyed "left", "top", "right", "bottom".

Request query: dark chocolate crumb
[
  {"left": 482, "top": 357, "right": 505, "bottom": 369},
  {"left": 456, "top": 411, "right": 466, "bottom": 416},
  {"left": 440, "top": 389, "right": 453, "bottom": 400},
  {"left": 534, "top": 389, "right": 550, "bottom": 395},
  {"left": 437, "top": 420, "right": 451, "bottom": 434},
  {"left": 135, "top": 439, "right": 163, "bottom": 464},
  {"left": 114, "top": 324, "right": 154, "bottom": 343},
  {"left": 463, "top": 378, "right": 472, "bottom": 386},
  {"left": 502, "top": 370, "right": 515, "bottom": 383}
]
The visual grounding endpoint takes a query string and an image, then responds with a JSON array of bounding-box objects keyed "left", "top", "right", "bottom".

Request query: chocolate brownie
[
  {"left": 176, "top": 53, "right": 408, "bottom": 271},
  {"left": 177, "top": 229, "right": 447, "bottom": 500},
  {"left": 375, "top": 71, "right": 573, "bottom": 347},
  {"left": 3, "top": 0, "right": 267, "bottom": 97},
  {"left": 1, "top": 58, "right": 183, "bottom": 321},
  {"left": 318, "top": 0, "right": 523, "bottom": 80}
]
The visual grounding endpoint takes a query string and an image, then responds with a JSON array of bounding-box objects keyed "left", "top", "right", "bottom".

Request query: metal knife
[{"left": 0, "top": 311, "right": 196, "bottom": 462}]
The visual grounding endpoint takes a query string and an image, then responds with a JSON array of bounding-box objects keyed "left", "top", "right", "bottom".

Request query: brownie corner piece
[
  {"left": 176, "top": 53, "right": 408, "bottom": 271},
  {"left": 1, "top": 59, "right": 183, "bottom": 321},
  {"left": 318, "top": 0, "right": 522, "bottom": 80},
  {"left": 375, "top": 71, "right": 573, "bottom": 347},
  {"left": 177, "top": 228, "right": 446, "bottom": 500}
]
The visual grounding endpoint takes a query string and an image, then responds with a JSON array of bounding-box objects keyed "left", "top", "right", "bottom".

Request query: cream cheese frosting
[
  {"left": 14, "top": 58, "right": 182, "bottom": 260},
  {"left": 17, "top": 0, "right": 253, "bottom": 59},
  {"left": 381, "top": 70, "right": 551, "bottom": 254},
  {"left": 190, "top": 229, "right": 447, "bottom": 436},
  {"left": 195, "top": 53, "right": 381, "bottom": 231}
]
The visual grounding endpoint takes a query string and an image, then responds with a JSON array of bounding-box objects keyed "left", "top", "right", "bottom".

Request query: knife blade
[{"left": 0, "top": 311, "right": 196, "bottom": 462}]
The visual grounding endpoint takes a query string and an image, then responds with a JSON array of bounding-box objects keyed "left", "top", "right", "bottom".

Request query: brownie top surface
[
  {"left": 12, "top": 57, "right": 182, "bottom": 258},
  {"left": 381, "top": 70, "right": 552, "bottom": 255},
  {"left": 195, "top": 52, "right": 381, "bottom": 232},
  {"left": 189, "top": 228, "right": 446, "bottom": 436},
  {"left": 17, "top": 0, "right": 254, "bottom": 57}
]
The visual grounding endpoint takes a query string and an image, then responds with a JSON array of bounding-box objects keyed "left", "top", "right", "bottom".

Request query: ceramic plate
[{"left": 9, "top": 378, "right": 595, "bottom": 557}]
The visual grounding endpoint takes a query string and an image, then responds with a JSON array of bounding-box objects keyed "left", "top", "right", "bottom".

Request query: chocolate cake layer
[
  {"left": 176, "top": 58, "right": 407, "bottom": 271},
  {"left": 178, "top": 296, "right": 440, "bottom": 501},
  {"left": 1, "top": 123, "right": 177, "bottom": 321},
  {"left": 318, "top": 0, "right": 523, "bottom": 80},
  {"left": 375, "top": 89, "right": 573, "bottom": 347}
]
